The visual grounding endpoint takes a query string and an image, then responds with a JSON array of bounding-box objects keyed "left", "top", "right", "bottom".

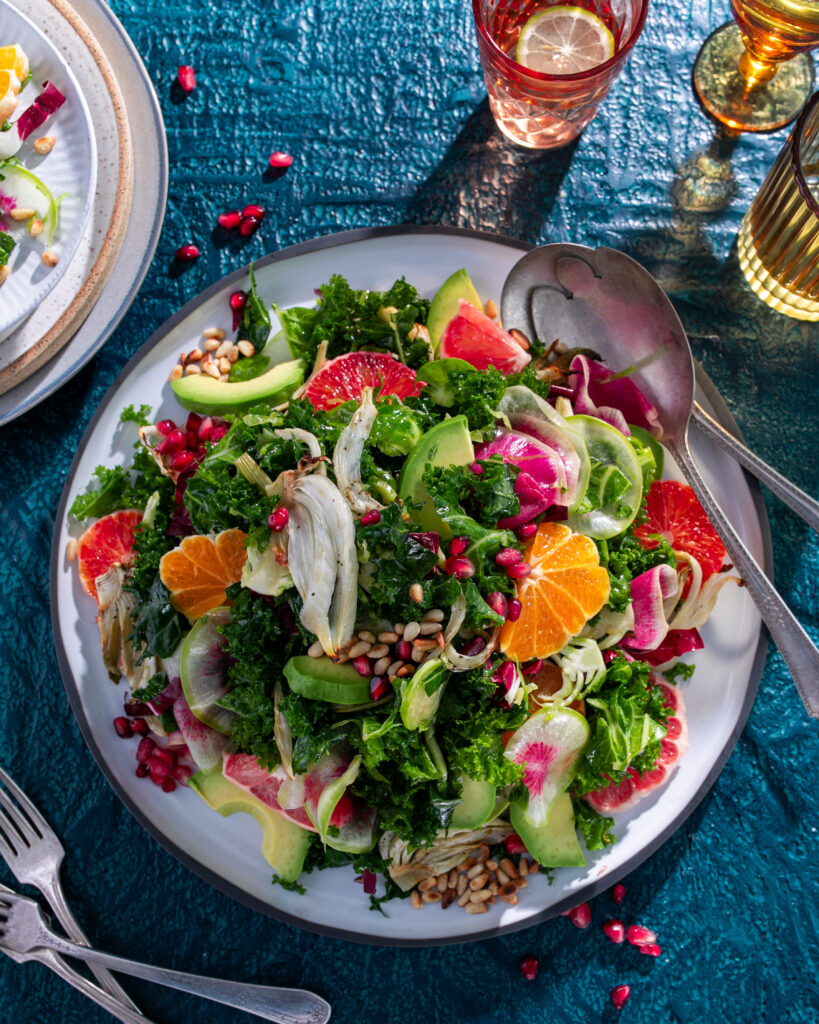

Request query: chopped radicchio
[{"left": 16, "top": 82, "right": 66, "bottom": 142}]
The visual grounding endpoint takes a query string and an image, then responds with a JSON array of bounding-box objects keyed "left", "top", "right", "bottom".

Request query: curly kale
[{"left": 597, "top": 530, "right": 676, "bottom": 614}]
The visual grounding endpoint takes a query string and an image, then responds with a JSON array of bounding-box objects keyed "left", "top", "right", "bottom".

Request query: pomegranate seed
[
  {"left": 186, "top": 412, "right": 202, "bottom": 431},
  {"left": 241, "top": 204, "right": 266, "bottom": 220},
  {"left": 360, "top": 509, "right": 381, "bottom": 526},
  {"left": 568, "top": 903, "right": 591, "bottom": 929},
  {"left": 486, "top": 591, "right": 508, "bottom": 618},
  {"left": 148, "top": 761, "right": 169, "bottom": 785},
  {"left": 152, "top": 746, "right": 177, "bottom": 767},
  {"left": 612, "top": 883, "right": 626, "bottom": 904},
  {"left": 218, "top": 210, "right": 241, "bottom": 230},
  {"left": 230, "top": 290, "right": 248, "bottom": 330},
  {"left": 504, "top": 834, "right": 527, "bottom": 856},
  {"left": 507, "top": 562, "right": 532, "bottom": 579},
  {"left": 519, "top": 955, "right": 539, "bottom": 981},
  {"left": 210, "top": 424, "right": 228, "bottom": 443},
  {"left": 198, "top": 416, "right": 214, "bottom": 441},
  {"left": 515, "top": 522, "right": 538, "bottom": 540},
  {"left": 443, "top": 555, "right": 476, "bottom": 578},
  {"left": 640, "top": 943, "right": 662, "bottom": 957},
  {"left": 602, "top": 919, "right": 626, "bottom": 944},
  {"left": 135, "top": 763, "right": 149, "bottom": 778},
  {"left": 396, "top": 640, "right": 413, "bottom": 661},
  {"left": 156, "top": 419, "right": 176, "bottom": 436},
  {"left": 186, "top": 428, "right": 200, "bottom": 448},
  {"left": 268, "top": 507, "right": 290, "bottom": 531},
  {"left": 239, "top": 215, "right": 261, "bottom": 237},
  {"left": 449, "top": 536, "right": 470, "bottom": 556},
  {"left": 269, "top": 151, "right": 293, "bottom": 168},
  {"left": 123, "top": 699, "right": 151, "bottom": 717},
  {"left": 177, "top": 65, "right": 195, "bottom": 92},
  {"left": 495, "top": 547, "right": 522, "bottom": 566},
  {"left": 113, "top": 717, "right": 132, "bottom": 738},
  {"left": 175, "top": 244, "right": 199, "bottom": 262},
  {"left": 131, "top": 719, "right": 149, "bottom": 736},
  {"left": 370, "top": 676, "right": 389, "bottom": 701},
  {"left": 507, "top": 598, "right": 522, "bottom": 622},
  {"left": 610, "top": 985, "right": 631, "bottom": 1010},
  {"left": 495, "top": 660, "right": 520, "bottom": 694},
  {"left": 627, "top": 924, "right": 657, "bottom": 947},
  {"left": 164, "top": 428, "right": 186, "bottom": 451},
  {"left": 522, "top": 658, "right": 543, "bottom": 676},
  {"left": 136, "top": 737, "right": 155, "bottom": 763},
  {"left": 161, "top": 777, "right": 177, "bottom": 793},
  {"left": 171, "top": 450, "right": 195, "bottom": 472},
  {"left": 459, "top": 636, "right": 486, "bottom": 657},
  {"left": 353, "top": 655, "right": 373, "bottom": 677},
  {"left": 172, "top": 764, "right": 194, "bottom": 784}
]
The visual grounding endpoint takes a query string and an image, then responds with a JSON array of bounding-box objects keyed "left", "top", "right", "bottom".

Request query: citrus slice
[
  {"left": 77, "top": 509, "right": 143, "bottom": 600},
  {"left": 0, "top": 45, "right": 29, "bottom": 81},
  {"left": 516, "top": 5, "right": 615, "bottom": 74},
  {"left": 159, "top": 529, "right": 248, "bottom": 620},
  {"left": 438, "top": 300, "right": 531, "bottom": 374},
  {"left": 500, "top": 521, "right": 610, "bottom": 662},
  {"left": 303, "top": 351, "right": 423, "bottom": 411},
  {"left": 634, "top": 480, "right": 726, "bottom": 580},
  {"left": 0, "top": 69, "right": 21, "bottom": 122}
]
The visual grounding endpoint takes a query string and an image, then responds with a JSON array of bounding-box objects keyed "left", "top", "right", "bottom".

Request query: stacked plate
[{"left": 0, "top": 0, "right": 168, "bottom": 424}]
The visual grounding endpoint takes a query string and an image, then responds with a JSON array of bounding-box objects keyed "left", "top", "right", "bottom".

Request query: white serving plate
[
  {"left": 51, "top": 227, "right": 768, "bottom": 946},
  {"left": 0, "top": 0, "right": 96, "bottom": 338}
]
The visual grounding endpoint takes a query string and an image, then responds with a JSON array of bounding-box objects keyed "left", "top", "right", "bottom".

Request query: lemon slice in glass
[{"left": 516, "top": 5, "right": 615, "bottom": 74}]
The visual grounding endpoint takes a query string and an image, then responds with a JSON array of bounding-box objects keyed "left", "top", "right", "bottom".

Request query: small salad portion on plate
[{"left": 66, "top": 265, "right": 739, "bottom": 916}]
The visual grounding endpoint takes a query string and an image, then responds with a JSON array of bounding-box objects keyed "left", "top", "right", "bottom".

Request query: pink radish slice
[
  {"left": 475, "top": 430, "right": 567, "bottom": 524},
  {"left": 172, "top": 696, "right": 231, "bottom": 773},
  {"left": 439, "top": 300, "right": 531, "bottom": 374}
]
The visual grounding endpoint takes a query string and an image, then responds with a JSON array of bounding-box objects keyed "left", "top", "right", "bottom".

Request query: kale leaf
[
  {"left": 572, "top": 797, "right": 615, "bottom": 850},
  {"left": 597, "top": 530, "right": 676, "bottom": 614}
]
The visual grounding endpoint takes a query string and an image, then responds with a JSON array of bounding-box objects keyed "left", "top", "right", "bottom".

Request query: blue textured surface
[{"left": 1, "top": 0, "right": 819, "bottom": 1021}]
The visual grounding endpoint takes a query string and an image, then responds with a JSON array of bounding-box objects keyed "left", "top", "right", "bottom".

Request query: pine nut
[
  {"left": 422, "top": 608, "right": 445, "bottom": 622},
  {"left": 496, "top": 868, "right": 510, "bottom": 886},
  {"left": 368, "top": 643, "right": 389, "bottom": 659},
  {"left": 65, "top": 538, "right": 78, "bottom": 561},
  {"left": 373, "top": 656, "right": 391, "bottom": 675},
  {"left": 422, "top": 890, "right": 441, "bottom": 903},
  {"left": 498, "top": 882, "right": 518, "bottom": 901},
  {"left": 10, "top": 207, "right": 35, "bottom": 220},
  {"left": 465, "top": 902, "right": 488, "bottom": 914},
  {"left": 411, "top": 646, "right": 424, "bottom": 663},
  {"left": 441, "top": 889, "right": 456, "bottom": 910},
  {"left": 457, "top": 857, "right": 476, "bottom": 873},
  {"left": 215, "top": 340, "right": 232, "bottom": 359},
  {"left": 28, "top": 218, "right": 43, "bottom": 237},
  {"left": 486, "top": 859, "right": 498, "bottom": 872},
  {"left": 418, "top": 877, "right": 437, "bottom": 892},
  {"left": 379, "top": 631, "right": 399, "bottom": 644},
  {"left": 394, "top": 623, "right": 405, "bottom": 635},
  {"left": 203, "top": 338, "right": 221, "bottom": 352},
  {"left": 408, "top": 583, "right": 423, "bottom": 603},
  {"left": 184, "top": 363, "right": 202, "bottom": 375},
  {"left": 347, "top": 640, "right": 371, "bottom": 659},
  {"left": 529, "top": 861, "right": 540, "bottom": 874},
  {"left": 475, "top": 845, "right": 490, "bottom": 864},
  {"left": 227, "top": 345, "right": 239, "bottom": 363},
  {"left": 219, "top": 373, "right": 230, "bottom": 382},
  {"left": 515, "top": 876, "right": 528, "bottom": 889},
  {"left": 510, "top": 328, "right": 530, "bottom": 351},
  {"left": 237, "top": 340, "right": 255, "bottom": 357},
  {"left": 437, "top": 873, "right": 449, "bottom": 892},
  {"left": 387, "top": 660, "right": 403, "bottom": 677},
  {"left": 498, "top": 891, "right": 518, "bottom": 906},
  {"left": 204, "top": 361, "right": 221, "bottom": 379},
  {"left": 457, "top": 891, "right": 471, "bottom": 907},
  {"left": 33, "top": 135, "right": 55, "bottom": 155},
  {"left": 436, "top": 632, "right": 446, "bottom": 651},
  {"left": 0, "top": 265, "right": 9, "bottom": 284},
  {"left": 168, "top": 364, "right": 183, "bottom": 381},
  {"left": 419, "top": 621, "right": 443, "bottom": 635},
  {"left": 470, "top": 889, "right": 492, "bottom": 903},
  {"left": 357, "top": 630, "right": 376, "bottom": 643},
  {"left": 485, "top": 298, "right": 498, "bottom": 319},
  {"left": 500, "top": 858, "right": 518, "bottom": 879},
  {"left": 411, "top": 891, "right": 423, "bottom": 910},
  {"left": 41, "top": 250, "right": 58, "bottom": 267},
  {"left": 218, "top": 357, "right": 232, "bottom": 374},
  {"left": 186, "top": 348, "right": 203, "bottom": 363},
  {"left": 396, "top": 664, "right": 415, "bottom": 677},
  {"left": 307, "top": 640, "right": 324, "bottom": 658},
  {"left": 403, "top": 621, "right": 421, "bottom": 643},
  {"left": 519, "top": 859, "right": 529, "bottom": 877},
  {"left": 414, "top": 638, "right": 438, "bottom": 651},
  {"left": 456, "top": 874, "right": 468, "bottom": 896},
  {"left": 467, "top": 863, "right": 487, "bottom": 881},
  {"left": 469, "top": 873, "right": 490, "bottom": 891},
  {"left": 203, "top": 327, "right": 226, "bottom": 340},
  {"left": 448, "top": 869, "right": 457, "bottom": 888},
  {"left": 488, "top": 880, "right": 499, "bottom": 895}
]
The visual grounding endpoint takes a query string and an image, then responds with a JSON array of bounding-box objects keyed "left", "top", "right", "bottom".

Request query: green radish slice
[
  {"left": 566, "top": 414, "right": 643, "bottom": 538},
  {"left": 504, "top": 707, "right": 590, "bottom": 827},
  {"left": 180, "top": 606, "right": 236, "bottom": 735}
]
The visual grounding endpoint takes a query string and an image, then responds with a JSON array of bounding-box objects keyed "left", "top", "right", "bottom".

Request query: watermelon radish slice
[
  {"left": 439, "top": 300, "right": 531, "bottom": 374},
  {"left": 180, "top": 606, "right": 236, "bottom": 734},
  {"left": 303, "top": 351, "right": 423, "bottom": 411},
  {"left": 172, "top": 695, "right": 232, "bottom": 773},
  {"left": 223, "top": 753, "right": 316, "bottom": 832},
  {"left": 304, "top": 749, "right": 377, "bottom": 853},
  {"left": 474, "top": 430, "right": 567, "bottom": 525},
  {"left": 584, "top": 678, "right": 688, "bottom": 815},
  {"left": 504, "top": 707, "right": 590, "bottom": 827}
]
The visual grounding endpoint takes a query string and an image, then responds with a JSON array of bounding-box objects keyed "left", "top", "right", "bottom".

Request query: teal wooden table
[{"left": 1, "top": 0, "right": 818, "bottom": 1020}]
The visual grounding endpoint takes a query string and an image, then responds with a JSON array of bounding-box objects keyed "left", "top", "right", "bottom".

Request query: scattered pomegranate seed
[
  {"left": 519, "top": 955, "right": 539, "bottom": 981},
  {"left": 507, "top": 598, "right": 522, "bottom": 621},
  {"left": 171, "top": 450, "right": 195, "bottom": 472},
  {"left": 507, "top": 562, "right": 532, "bottom": 579},
  {"left": 459, "top": 636, "right": 486, "bottom": 657},
  {"left": 443, "top": 555, "right": 476, "bottom": 578},
  {"left": 165, "top": 428, "right": 187, "bottom": 451},
  {"left": 172, "top": 764, "right": 194, "bottom": 784},
  {"left": 602, "top": 919, "right": 626, "bottom": 944},
  {"left": 612, "top": 883, "right": 626, "bottom": 904},
  {"left": 522, "top": 658, "right": 543, "bottom": 676},
  {"left": 269, "top": 151, "right": 293, "bottom": 168},
  {"left": 161, "top": 777, "right": 177, "bottom": 793},
  {"left": 495, "top": 547, "right": 523, "bottom": 566},
  {"left": 135, "top": 763, "right": 149, "bottom": 778},
  {"left": 640, "top": 943, "right": 662, "bottom": 957},
  {"left": 568, "top": 902, "right": 591, "bottom": 929},
  {"left": 123, "top": 699, "right": 151, "bottom": 717},
  {"left": 177, "top": 65, "right": 196, "bottom": 92},
  {"left": 241, "top": 204, "right": 266, "bottom": 220},
  {"left": 131, "top": 719, "right": 149, "bottom": 736},
  {"left": 268, "top": 507, "right": 290, "bottom": 531},
  {"left": 627, "top": 924, "right": 657, "bottom": 947},
  {"left": 148, "top": 762, "right": 168, "bottom": 785},
  {"left": 515, "top": 522, "right": 538, "bottom": 540},
  {"left": 218, "top": 210, "right": 241, "bottom": 230},
  {"left": 370, "top": 676, "right": 389, "bottom": 701},
  {"left": 136, "top": 737, "right": 155, "bottom": 763},
  {"left": 175, "top": 244, "right": 199, "bottom": 262},
  {"left": 230, "top": 290, "right": 248, "bottom": 330},
  {"left": 610, "top": 985, "right": 631, "bottom": 1010},
  {"left": 486, "top": 591, "right": 508, "bottom": 618},
  {"left": 353, "top": 655, "right": 373, "bottom": 677},
  {"left": 156, "top": 419, "right": 176, "bottom": 436},
  {"left": 239, "top": 215, "right": 261, "bottom": 237},
  {"left": 360, "top": 509, "right": 381, "bottom": 526},
  {"left": 504, "top": 834, "right": 527, "bottom": 856},
  {"left": 396, "top": 640, "right": 413, "bottom": 661},
  {"left": 152, "top": 746, "right": 177, "bottom": 767},
  {"left": 113, "top": 717, "right": 132, "bottom": 738},
  {"left": 449, "top": 536, "right": 470, "bottom": 556}
]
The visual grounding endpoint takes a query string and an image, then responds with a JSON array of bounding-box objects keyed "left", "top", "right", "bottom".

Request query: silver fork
[
  {"left": 0, "top": 887, "right": 332, "bottom": 1024},
  {"left": 0, "top": 882, "right": 154, "bottom": 1024},
  {"left": 0, "top": 766, "right": 140, "bottom": 1013}
]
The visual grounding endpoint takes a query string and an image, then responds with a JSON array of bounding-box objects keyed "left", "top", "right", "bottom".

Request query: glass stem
[{"left": 737, "top": 48, "right": 779, "bottom": 88}]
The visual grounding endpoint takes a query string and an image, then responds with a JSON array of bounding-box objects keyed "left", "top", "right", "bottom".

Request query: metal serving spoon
[{"left": 500, "top": 243, "right": 819, "bottom": 718}]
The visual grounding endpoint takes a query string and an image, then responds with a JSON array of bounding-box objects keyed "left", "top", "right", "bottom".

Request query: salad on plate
[{"left": 67, "top": 266, "right": 738, "bottom": 913}]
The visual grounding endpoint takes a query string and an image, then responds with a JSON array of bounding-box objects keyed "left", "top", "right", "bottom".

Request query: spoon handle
[
  {"left": 669, "top": 434, "right": 819, "bottom": 719},
  {"left": 692, "top": 402, "right": 819, "bottom": 533}
]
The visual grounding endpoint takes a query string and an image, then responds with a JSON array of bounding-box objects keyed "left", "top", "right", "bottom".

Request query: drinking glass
[
  {"left": 737, "top": 91, "right": 819, "bottom": 319},
  {"left": 693, "top": 2, "right": 819, "bottom": 133},
  {"left": 472, "top": 0, "right": 649, "bottom": 149}
]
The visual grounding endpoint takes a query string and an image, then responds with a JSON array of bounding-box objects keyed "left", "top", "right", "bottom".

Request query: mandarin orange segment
[
  {"left": 501, "top": 521, "right": 610, "bottom": 661},
  {"left": 159, "top": 528, "right": 247, "bottom": 619},
  {"left": 0, "top": 45, "right": 29, "bottom": 80}
]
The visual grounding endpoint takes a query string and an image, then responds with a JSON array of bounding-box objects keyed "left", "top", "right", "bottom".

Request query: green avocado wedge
[
  {"left": 170, "top": 357, "right": 304, "bottom": 414},
  {"left": 450, "top": 775, "right": 497, "bottom": 830},
  {"left": 510, "top": 792, "right": 585, "bottom": 868},
  {"left": 427, "top": 268, "right": 483, "bottom": 352},
  {"left": 284, "top": 655, "right": 373, "bottom": 705},
  {"left": 189, "top": 770, "right": 311, "bottom": 882},
  {"left": 398, "top": 415, "right": 474, "bottom": 537}
]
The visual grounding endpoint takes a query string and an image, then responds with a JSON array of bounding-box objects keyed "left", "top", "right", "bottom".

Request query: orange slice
[
  {"left": 0, "top": 69, "right": 21, "bottom": 122},
  {"left": 0, "top": 45, "right": 29, "bottom": 81},
  {"left": 500, "top": 521, "right": 610, "bottom": 662},
  {"left": 159, "top": 529, "right": 248, "bottom": 620},
  {"left": 76, "top": 509, "right": 143, "bottom": 601}
]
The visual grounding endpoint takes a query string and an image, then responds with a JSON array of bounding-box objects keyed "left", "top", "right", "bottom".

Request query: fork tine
[
  {"left": 0, "top": 786, "right": 39, "bottom": 846},
  {"left": 0, "top": 825, "right": 17, "bottom": 862},
  {"left": 0, "top": 769, "right": 48, "bottom": 838}
]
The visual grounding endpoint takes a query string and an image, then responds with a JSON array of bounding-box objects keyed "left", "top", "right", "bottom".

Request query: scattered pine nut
[
  {"left": 215, "top": 340, "right": 232, "bottom": 359},
  {"left": 509, "top": 328, "right": 530, "bottom": 351},
  {"left": 33, "top": 135, "right": 55, "bottom": 155},
  {"left": 307, "top": 640, "right": 324, "bottom": 658},
  {"left": 202, "top": 327, "right": 226, "bottom": 340},
  {"left": 237, "top": 340, "right": 255, "bottom": 357},
  {"left": 28, "top": 218, "right": 43, "bottom": 237},
  {"left": 65, "top": 538, "right": 78, "bottom": 561},
  {"left": 41, "top": 250, "right": 58, "bottom": 267},
  {"left": 408, "top": 583, "right": 423, "bottom": 603},
  {"left": 411, "top": 891, "right": 423, "bottom": 910},
  {"left": 218, "top": 357, "right": 232, "bottom": 374},
  {"left": 437, "top": 873, "right": 449, "bottom": 893},
  {"left": 0, "top": 265, "right": 9, "bottom": 284},
  {"left": 227, "top": 345, "right": 239, "bottom": 363},
  {"left": 467, "top": 863, "right": 487, "bottom": 880},
  {"left": 470, "top": 889, "right": 492, "bottom": 903},
  {"left": 168, "top": 364, "right": 183, "bottom": 381},
  {"left": 184, "top": 363, "right": 202, "bottom": 375},
  {"left": 418, "top": 877, "right": 437, "bottom": 892},
  {"left": 204, "top": 362, "right": 221, "bottom": 379},
  {"left": 10, "top": 207, "right": 35, "bottom": 220},
  {"left": 403, "top": 621, "right": 421, "bottom": 643},
  {"left": 485, "top": 298, "right": 498, "bottom": 319},
  {"left": 486, "top": 859, "right": 498, "bottom": 872},
  {"left": 422, "top": 890, "right": 442, "bottom": 904},
  {"left": 421, "top": 608, "right": 445, "bottom": 622},
  {"left": 465, "top": 902, "right": 488, "bottom": 914},
  {"left": 203, "top": 338, "right": 221, "bottom": 352},
  {"left": 186, "top": 348, "right": 203, "bottom": 363},
  {"left": 440, "top": 889, "right": 456, "bottom": 910},
  {"left": 500, "top": 858, "right": 519, "bottom": 879}
]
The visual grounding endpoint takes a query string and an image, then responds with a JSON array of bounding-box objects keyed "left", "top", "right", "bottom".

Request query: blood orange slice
[
  {"left": 303, "top": 351, "right": 423, "bottom": 411},
  {"left": 439, "top": 300, "right": 531, "bottom": 374},
  {"left": 77, "top": 509, "right": 143, "bottom": 600},
  {"left": 634, "top": 480, "right": 726, "bottom": 580}
]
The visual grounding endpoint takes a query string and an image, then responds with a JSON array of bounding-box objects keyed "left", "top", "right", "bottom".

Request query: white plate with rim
[
  {"left": 0, "top": 0, "right": 96, "bottom": 338},
  {"left": 51, "top": 226, "right": 770, "bottom": 946}
]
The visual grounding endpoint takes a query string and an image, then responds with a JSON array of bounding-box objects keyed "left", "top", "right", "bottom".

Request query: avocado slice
[
  {"left": 427, "top": 268, "right": 483, "bottom": 352},
  {"left": 510, "top": 792, "right": 586, "bottom": 868},
  {"left": 170, "top": 357, "right": 304, "bottom": 414},
  {"left": 284, "top": 655, "right": 372, "bottom": 705},
  {"left": 189, "top": 770, "right": 312, "bottom": 882},
  {"left": 450, "top": 775, "right": 497, "bottom": 830},
  {"left": 398, "top": 415, "right": 474, "bottom": 537}
]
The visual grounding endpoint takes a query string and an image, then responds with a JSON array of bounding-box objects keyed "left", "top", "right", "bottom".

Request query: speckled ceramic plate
[
  {"left": 0, "top": 0, "right": 97, "bottom": 338},
  {"left": 51, "top": 226, "right": 771, "bottom": 947}
]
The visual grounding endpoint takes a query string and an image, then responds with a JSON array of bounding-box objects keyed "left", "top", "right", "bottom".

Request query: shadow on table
[{"left": 402, "top": 99, "right": 578, "bottom": 242}]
